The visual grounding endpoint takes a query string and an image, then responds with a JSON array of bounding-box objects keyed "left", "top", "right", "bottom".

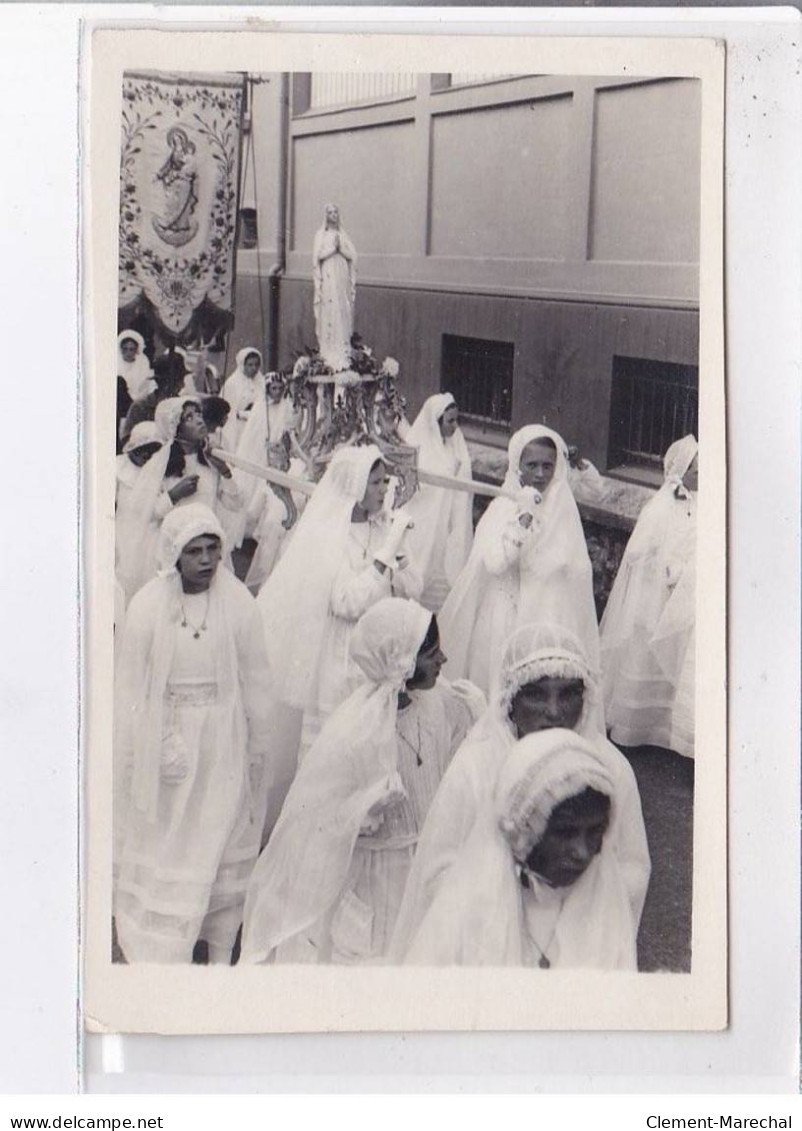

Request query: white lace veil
[
  {"left": 403, "top": 728, "right": 637, "bottom": 968},
  {"left": 389, "top": 621, "right": 650, "bottom": 960},
  {"left": 256, "top": 444, "right": 384, "bottom": 709},
  {"left": 490, "top": 621, "right": 605, "bottom": 739},
  {"left": 496, "top": 731, "right": 615, "bottom": 863},
  {"left": 490, "top": 624, "right": 649, "bottom": 922},
  {"left": 241, "top": 596, "right": 432, "bottom": 963}
]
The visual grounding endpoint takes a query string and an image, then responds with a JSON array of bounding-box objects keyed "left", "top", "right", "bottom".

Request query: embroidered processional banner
[{"left": 118, "top": 70, "right": 246, "bottom": 342}]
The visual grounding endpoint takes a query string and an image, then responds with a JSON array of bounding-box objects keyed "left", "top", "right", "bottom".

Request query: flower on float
[
  {"left": 381, "top": 357, "right": 400, "bottom": 378},
  {"left": 292, "top": 355, "right": 311, "bottom": 379}
]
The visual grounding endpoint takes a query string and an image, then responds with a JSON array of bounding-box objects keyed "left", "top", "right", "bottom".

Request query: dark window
[
  {"left": 441, "top": 334, "right": 514, "bottom": 427},
  {"left": 607, "top": 356, "right": 698, "bottom": 472}
]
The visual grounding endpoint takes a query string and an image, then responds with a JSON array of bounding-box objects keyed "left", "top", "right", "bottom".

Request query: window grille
[
  {"left": 449, "top": 73, "right": 517, "bottom": 86},
  {"left": 308, "top": 73, "right": 416, "bottom": 110},
  {"left": 607, "top": 356, "right": 699, "bottom": 471},
  {"left": 441, "top": 334, "right": 514, "bottom": 427}
]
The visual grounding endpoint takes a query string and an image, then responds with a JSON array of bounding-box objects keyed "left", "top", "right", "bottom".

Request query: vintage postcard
[{"left": 83, "top": 27, "right": 726, "bottom": 1034}]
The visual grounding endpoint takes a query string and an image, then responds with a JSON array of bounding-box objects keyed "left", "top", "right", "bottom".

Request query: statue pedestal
[{"left": 289, "top": 347, "right": 418, "bottom": 506}]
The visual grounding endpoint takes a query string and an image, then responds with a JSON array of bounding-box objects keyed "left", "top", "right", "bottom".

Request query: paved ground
[{"left": 622, "top": 745, "right": 694, "bottom": 972}]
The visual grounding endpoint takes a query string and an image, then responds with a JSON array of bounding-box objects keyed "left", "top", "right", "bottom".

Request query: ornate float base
[{"left": 288, "top": 339, "right": 418, "bottom": 506}]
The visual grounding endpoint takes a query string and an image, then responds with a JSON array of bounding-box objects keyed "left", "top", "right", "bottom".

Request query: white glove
[
  {"left": 518, "top": 486, "right": 542, "bottom": 513},
  {"left": 374, "top": 510, "right": 414, "bottom": 569},
  {"left": 359, "top": 780, "right": 407, "bottom": 834},
  {"left": 515, "top": 486, "right": 542, "bottom": 530}
]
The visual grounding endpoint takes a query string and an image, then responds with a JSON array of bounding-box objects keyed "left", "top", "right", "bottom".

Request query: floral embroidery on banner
[{"left": 118, "top": 71, "right": 245, "bottom": 337}]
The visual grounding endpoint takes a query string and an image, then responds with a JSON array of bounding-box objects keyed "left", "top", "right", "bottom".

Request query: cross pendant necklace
[
  {"left": 520, "top": 868, "right": 560, "bottom": 969},
  {"left": 398, "top": 715, "right": 424, "bottom": 767},
  {"left": 180, "top": 592, "right": 210, "bottom": 639}
]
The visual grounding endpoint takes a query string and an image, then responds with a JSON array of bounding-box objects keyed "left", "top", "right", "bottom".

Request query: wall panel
[
  {"left": 291, "top": 122, "right": 417, "bottom": 255},
  {"left": 590, "top": 79, "right": 701, "bottom": 264},
  {"left": 430, "top": 95, "right": 574, "bottom": 259}
]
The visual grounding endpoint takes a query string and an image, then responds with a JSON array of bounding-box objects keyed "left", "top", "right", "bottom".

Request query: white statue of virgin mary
[{"left": 312, "top": 203, "right": 357, "bottom": 373}]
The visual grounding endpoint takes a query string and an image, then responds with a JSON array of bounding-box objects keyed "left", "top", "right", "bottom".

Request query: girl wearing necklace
[
  {"left": 161, "top": 399, "right": 242, "bottom": 521},
  {"left": 114, "top": 504, "right": 272, "bottom": 965},
  {"left": 241, "top": 597, "right": 484, "bottom": 965},
  {"left": 400, "top": 728, "right": 638, "bottom": 970}
]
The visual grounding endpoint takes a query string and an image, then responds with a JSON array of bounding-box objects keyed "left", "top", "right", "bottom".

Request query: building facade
[{"left": 231, "top": 71, "right": 701, "bottom": 478}]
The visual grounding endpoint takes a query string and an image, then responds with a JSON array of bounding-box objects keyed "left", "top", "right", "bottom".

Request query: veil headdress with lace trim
[
  {"left": 402, "top": 728, "right": 637, "bottom": 968},
  {"left": 440, "top": 424, "right": 599, "bottom": 679},
  {"left": 388, "top": 621, "right": 651, "bottom": 960},
  {"left": 241, "top": 596, "right": 432, "bottom": 963},
  {"left": 256, "top": 444, "right": 385, "bottom": 710}
]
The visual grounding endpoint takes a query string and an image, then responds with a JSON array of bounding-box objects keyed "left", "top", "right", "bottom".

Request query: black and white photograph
[{"left": 85, "top": 30, "right": 726, "bottom": 1034}]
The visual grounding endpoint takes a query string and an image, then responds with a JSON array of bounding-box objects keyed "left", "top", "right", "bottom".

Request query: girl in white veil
[
  {"left": 235, "top": 371, "right": 297, "bottom": 471},
  {"left": 221, "top": 347, "right": 264, "bottom": 451},
  {"left": 233, "top": 370, "right": 300, "bottom": 548},
  {"left": 389, "top": 621, "right": 650, "bottom": 961},
  {"left": 116, "top": 396, "right": 241, "bottom": 601},
  {"left": 404, "top": 393, "right": 474, "bottom": 612},
  {"left": 116, "top": 396, "right": 195, "bottom": 601},
  {"left": 118, "top": 330, "right": 154, "bottom": 402},
  {"left": 241, "top": 597, "right": 483, "bottom": 965},
  {"left": 114, "top": 503, "right": 272, "bottom": 964},
  {"left": 439, "top": 424, "right": 599, "bottom": 696},
  {"left": 402, "top": 729, "right": 638, "bottom": 969},
  {"left": 601, "top": 435, "right": 698, "bottom": 758},
  {"left": 256, "top": 444, "right": 422, "bottom": 796}
]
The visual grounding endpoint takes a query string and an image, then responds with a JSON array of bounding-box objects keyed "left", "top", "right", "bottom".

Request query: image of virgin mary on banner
[{"left": 118, "top": 70, "right": 246, "bottom": 345}]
